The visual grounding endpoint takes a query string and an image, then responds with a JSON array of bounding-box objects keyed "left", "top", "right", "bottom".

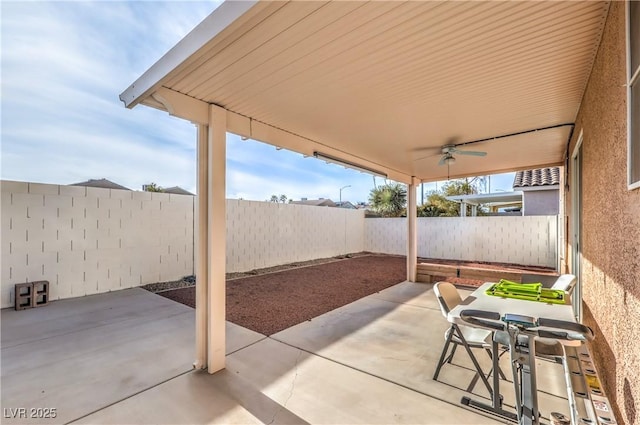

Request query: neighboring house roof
[
  {"left": 163, "top": 186, "right": 194, "bottom": 195},
  {"left": 290, "top": 198, "right": 336, "bottom": 207},
  {"left": 513, "top": 167, "right": 560, "bottom": 188},
  {"left": 71, "top": 178, "right": 131, "bottom": 190},
  {"left": 335, "top": 201, "right": 356, "bottom": 209}
]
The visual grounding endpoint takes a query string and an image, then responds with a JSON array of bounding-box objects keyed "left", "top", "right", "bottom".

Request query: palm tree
[
  {"left": 279, "top": 194, "right": 288, "bottom": 203},
  {"left": 368, "top": 183, "right": 407, "bottom": 217},
  {"left": 269, "top": 195, "right": 279, "bottom": 203}
]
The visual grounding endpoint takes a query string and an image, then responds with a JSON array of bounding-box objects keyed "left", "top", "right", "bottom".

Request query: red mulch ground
[
  {"left": 156, "top": 254, "right": 556, "bottom": 335},
  {"left": 158, "top": 255, "right": 407, "bottom": 336}
]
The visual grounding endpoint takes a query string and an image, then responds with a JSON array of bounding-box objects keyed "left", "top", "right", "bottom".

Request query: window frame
[{"left": 628, "top": 0, "right": 640, "bottom": 190}]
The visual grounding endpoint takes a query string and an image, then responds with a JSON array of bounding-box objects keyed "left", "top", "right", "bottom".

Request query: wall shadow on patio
[{"left": 206, "top": 369, "right": 311, "bottom": 425}]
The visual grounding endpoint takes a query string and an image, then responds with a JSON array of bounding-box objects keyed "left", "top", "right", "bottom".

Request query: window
[{"left": 628, "top": 0, "right": 640, "bottom": 188}]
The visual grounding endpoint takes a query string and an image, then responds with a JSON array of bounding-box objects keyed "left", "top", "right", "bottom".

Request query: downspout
[
  {"left": 561, "top": 124, "right": 576, "bottom": 275},
  {"left": 564, "top": 124, "right": 576, "bottom": 191}
]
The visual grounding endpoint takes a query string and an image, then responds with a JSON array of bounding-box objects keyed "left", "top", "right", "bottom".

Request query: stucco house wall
[
  {"left": 566, "top": 2, "right": 640, "bottom": 423},
  {"left": 522, "top": 189, "right": 559, "bottom": 216}
]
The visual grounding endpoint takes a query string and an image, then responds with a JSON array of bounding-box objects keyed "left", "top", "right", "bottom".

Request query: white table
[
  {"left": 447, "top": 282, "right": 582, "bottom": 424},
  {"left": 449, "top": 282, "right": 577, "bottom": 324}
]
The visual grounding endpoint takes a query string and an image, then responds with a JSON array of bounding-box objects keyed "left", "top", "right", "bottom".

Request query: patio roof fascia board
[
  {"left": 445, "top": 191, "right": 524, "bottom": 205},
  {"left": 119, "top": 0, "right": 260, "bottom": 109}
]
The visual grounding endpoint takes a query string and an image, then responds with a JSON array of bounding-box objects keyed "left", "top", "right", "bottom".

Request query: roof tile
[{"left": 513, "top": 167, "right": 560, "bottom": 188}]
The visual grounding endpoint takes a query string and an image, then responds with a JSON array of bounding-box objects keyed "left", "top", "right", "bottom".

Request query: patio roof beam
[
  {"left": 141, "top": 85, "right": 412, "bottom": 184},
  {"left": 148, "top": 87, "right": 209, "bottom": 125},
  {"left": 228, "top": 114, "right": 412, "bottom": 184},
  {"left": 451, "top": 123, "right": 575, "bottom": 149}
]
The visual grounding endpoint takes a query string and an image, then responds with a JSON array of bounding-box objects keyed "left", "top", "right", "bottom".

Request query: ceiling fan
[{"left": 437, "top": 144, "right": 487, "bottom": 166}]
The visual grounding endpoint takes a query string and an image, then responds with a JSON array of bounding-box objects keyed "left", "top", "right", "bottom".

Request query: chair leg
[
  {"left": 467, "top": 370, "right": 480, "bottom": 392},
  {"left": 446, "top": 344, "right": 458, "bottom": 364},
  {"left": 433, "top": 327, "right": 455, "bottom": 381},
  {"left": 452, "top": 325, "right": 493, "bottom": 397}
]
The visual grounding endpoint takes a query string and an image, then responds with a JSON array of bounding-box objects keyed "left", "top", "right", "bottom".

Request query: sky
[{"left": 1, "top": 1, "right": 515, "bottom": 204}]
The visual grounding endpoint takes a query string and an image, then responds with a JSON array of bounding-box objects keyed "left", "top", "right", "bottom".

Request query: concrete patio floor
[{"left": 1, "top": 282, "right": 573, "bottom": 424}]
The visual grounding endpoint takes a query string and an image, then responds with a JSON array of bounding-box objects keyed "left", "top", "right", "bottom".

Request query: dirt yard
[
  {"left": 156, "top": 254, "right": 406, "bottom": 335},
  {"left": 150, "top": 254, "right": 556, "bottom": 336}
]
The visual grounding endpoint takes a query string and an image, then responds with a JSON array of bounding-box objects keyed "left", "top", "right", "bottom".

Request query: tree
[
  {"left": 268, "top": 194, "right": 289, "bottom": 203},
  {"left": 421, "top": 178, "right": 484, "bottom": 217},
  {"left": 143, "top": 182, "right": 163, "bottom": 192},
  {"left": 368, "top": 183, "right": 407, "bottom": 217}
]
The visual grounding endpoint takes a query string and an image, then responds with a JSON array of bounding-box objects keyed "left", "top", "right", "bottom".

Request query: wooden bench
[{"left": 416, "top": 263, "right": 524, "bottom": 284}]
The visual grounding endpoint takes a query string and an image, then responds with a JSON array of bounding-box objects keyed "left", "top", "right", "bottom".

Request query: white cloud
[
  {"left": 1, "top": 1, "right": 511, "bottom": 205},
  {"left": 1, "top": 2, "right": 216, "bottom": 194}
]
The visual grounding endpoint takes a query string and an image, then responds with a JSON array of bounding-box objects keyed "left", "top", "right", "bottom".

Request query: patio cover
[
  {"left": 446, "top": 191, "right": 524, "bottom": 216},
  {"left": 446, "top": 191, "right": 524, "bottom": 206},
  {"left": 120, "top": 0, "right": 610, "bottom": 373},
  {"left": 121, "top": 0, "right": 609, "bottom": 183}
]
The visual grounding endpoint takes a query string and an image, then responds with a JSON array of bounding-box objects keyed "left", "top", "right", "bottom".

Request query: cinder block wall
[
  {"left": 364, "top": 216, "right": 558, "bottom": 267},
  {"left": 565, "top": 2, "right": 640, "bottom": 423},
  {"left": 2, "top": 179, "right": 560, "bottom": 309},
  {"left": 226, "top": 200, "right": 364, "bottom": 272},
  {"left": 1, "top": 181, "right": 194, "bottom": 308},
  {"left": 0, "top": 181, "right": 365, "bottom": 308}
]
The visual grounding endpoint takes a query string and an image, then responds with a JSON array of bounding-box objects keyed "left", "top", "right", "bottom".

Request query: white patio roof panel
[
  {"left": 122, "top": 0, "right": 609, "bottom": 183},
  {"left": 447, "top": 192, "right": 523, "bottom": 206}
]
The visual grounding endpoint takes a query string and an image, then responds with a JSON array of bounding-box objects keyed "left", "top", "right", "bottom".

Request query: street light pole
[{"left": 339, "top": 185, "right": 351, "bottom": 203}]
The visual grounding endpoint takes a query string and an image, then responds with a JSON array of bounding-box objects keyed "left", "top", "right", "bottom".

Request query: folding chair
[
  {"left": 551, "top": 274, "right": 577, "bottom": 297},
  {"left": 432, "top": 282, "right": 505, "bottom": 394}
]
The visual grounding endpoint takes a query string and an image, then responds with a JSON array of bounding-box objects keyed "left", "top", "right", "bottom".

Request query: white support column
[
  {"left": 407, "top": 178, "right": 418, "bottom": 282},
  {"left": 194, "top": 124, "right": 209, "bottom": 370},
  {"left": 207, "top": 104, "right": 227, "bottom": 373}
]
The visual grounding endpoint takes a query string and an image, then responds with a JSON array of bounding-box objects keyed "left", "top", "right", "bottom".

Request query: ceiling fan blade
[
  {"left": 438, "top": 155, "right": 447, "bottom": 166},
  {"left": 454, "top": 150, "right": 487, "bottom": 157}
]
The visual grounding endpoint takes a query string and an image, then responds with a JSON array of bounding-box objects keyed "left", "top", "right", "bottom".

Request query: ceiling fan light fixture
[{"left": 444, "top": 155, "right": 455, "bottom": 165}]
